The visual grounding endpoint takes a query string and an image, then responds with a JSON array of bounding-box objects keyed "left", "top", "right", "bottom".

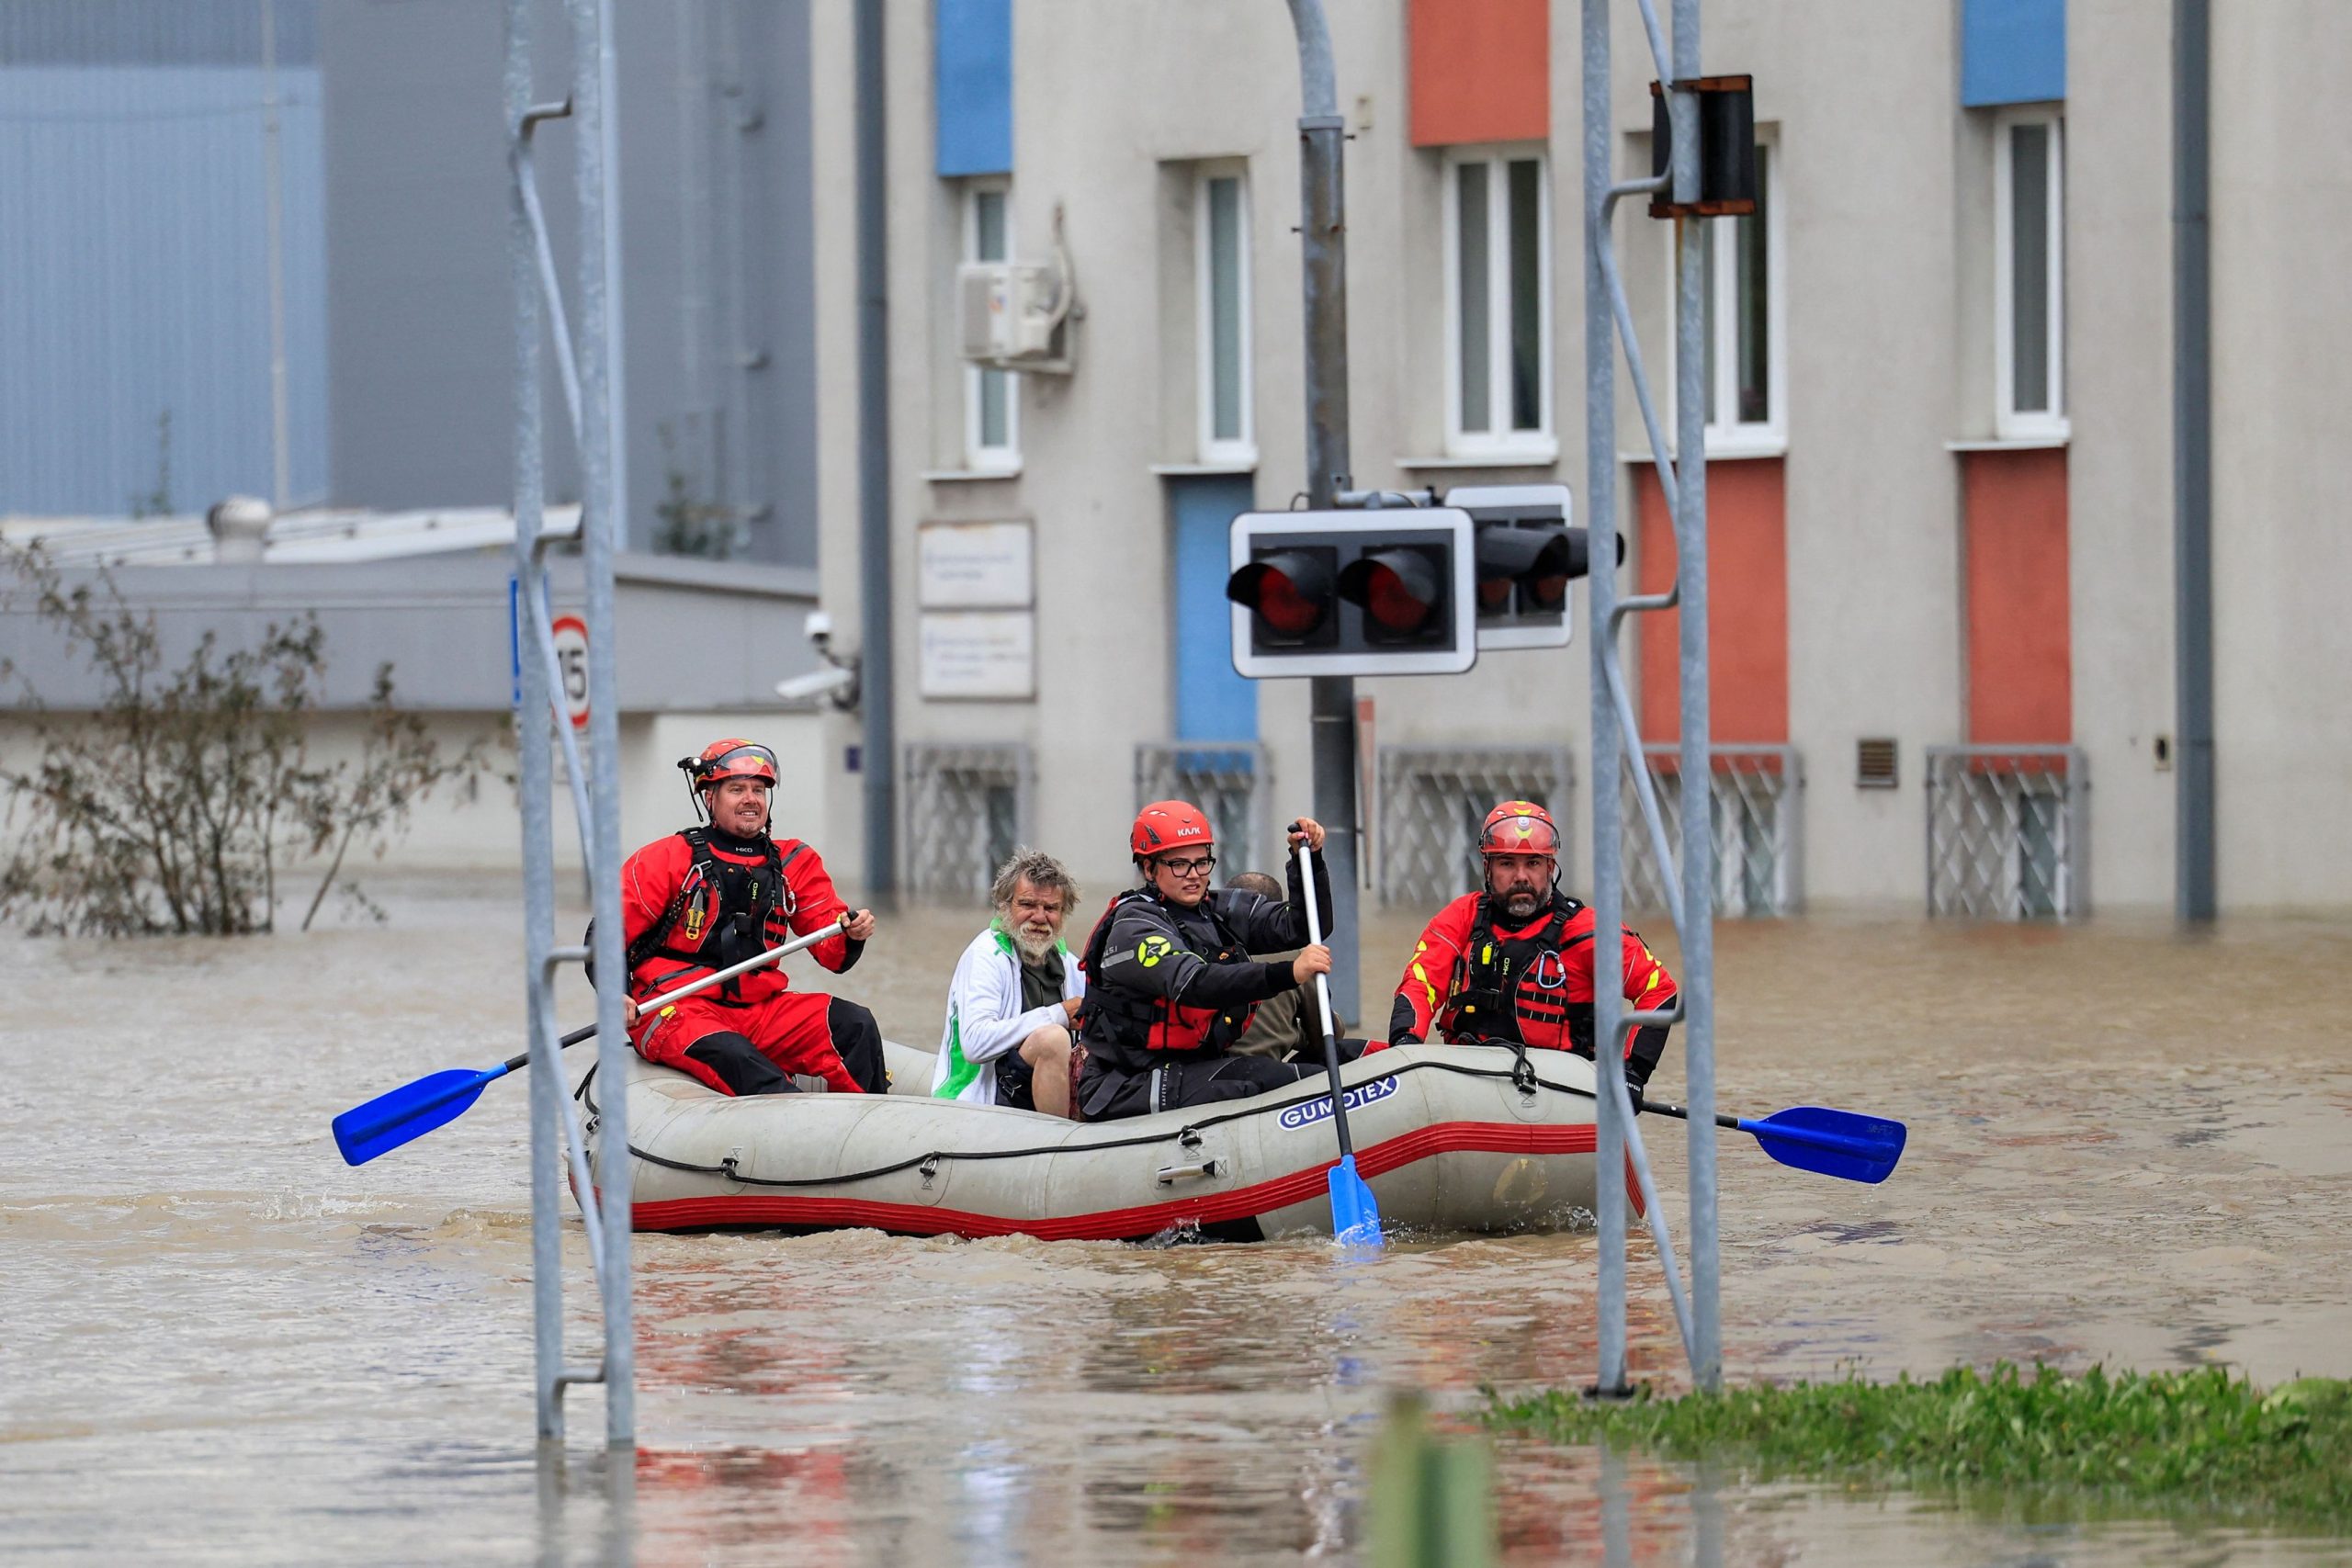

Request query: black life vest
[
  {"left": 1436, "top": 891, "right": 1594, "bottom": 1053},
  {"left": 620, "top": 829, "right": 803, "bottom": 1002},
  {"left": 1078, "top": 887, "right": 1261, "bottom": 1067}
]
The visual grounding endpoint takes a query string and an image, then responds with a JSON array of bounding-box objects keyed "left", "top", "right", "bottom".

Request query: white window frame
[
  {"left": 1680, "top": 134, "right": 1786, "bottom": 457},
  {"left": 1993, "top": 108, "right": 2067, "bottom": 440},
  {"left": 1442, "top": 146, "right": 1555, "bottom": 461},
  {"left": 1194, "top": 170, "right": 1256, "bottom": 465},
  {"left": 962, "top": 179, "right": 1020, "bottom": 474}
]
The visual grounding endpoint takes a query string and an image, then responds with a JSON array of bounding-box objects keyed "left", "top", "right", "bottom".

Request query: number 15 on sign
[{"left": 549, "top": 614, "right": 591, "bottom": 729}]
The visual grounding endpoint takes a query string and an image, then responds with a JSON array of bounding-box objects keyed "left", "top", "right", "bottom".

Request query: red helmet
[
  {"left": 686, "top": 738, "right": 779, "bottom": 791},
  {"left": 1479, "top": 799, "right": 1559, "bottom": 858},
  {"left": 1131, "top": 800, "right": 1214, "bottom": 859}
]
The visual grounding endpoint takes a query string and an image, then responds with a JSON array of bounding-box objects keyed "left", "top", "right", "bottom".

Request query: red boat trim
[{"left": 610, "top": 1119, "right": 1636, "bottom": 1240}]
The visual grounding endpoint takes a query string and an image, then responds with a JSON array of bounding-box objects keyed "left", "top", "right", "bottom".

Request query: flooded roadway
[{"left": 3, "top": 877, "right": 2349, "bottom": 1565}]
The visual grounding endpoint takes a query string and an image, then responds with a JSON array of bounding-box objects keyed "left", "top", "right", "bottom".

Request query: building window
[
  {"left": 963, "top": 181, "right": 1019, "bottom": 472},
  {"left": 1683, "top": 138, "right": 1783, "bottom": 454},
  {"left": 1444, "top": 149, "right": 1553, "bottom": 458},
  {"left": 1995, "top": 111, "right": 2065, "bottom": 438},
  {"left": 1196, "top": 172, "right": 1254, "bottom": 463}
]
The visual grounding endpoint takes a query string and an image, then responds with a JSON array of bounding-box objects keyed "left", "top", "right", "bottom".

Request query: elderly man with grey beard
[{"left": 931, "top": 848, "right": 1086, "bottom": 1116}]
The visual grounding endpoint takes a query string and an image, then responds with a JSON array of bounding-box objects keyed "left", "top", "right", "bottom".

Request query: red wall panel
[
  {"left": 1634, "top": 459, "right": 1789, "bottom": 744},
  {"left": 1962, "top": 447, "right": 2072, "bottom": 743},
  {"left": 1408, "top": 0, "right": 1549, "bottom": 147}
]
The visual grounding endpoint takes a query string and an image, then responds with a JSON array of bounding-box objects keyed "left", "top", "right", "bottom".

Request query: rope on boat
[{"left": 576, "top": 1048, "right": 1594, "bottom": 1190}]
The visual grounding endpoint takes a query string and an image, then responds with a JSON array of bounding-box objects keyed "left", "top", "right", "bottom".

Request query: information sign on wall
[
  {"left": 918, "top": 610, "right": 1035, "bottom": 700},
  {"left": 918, "top": 519, "right": 1034, "bottom": 608}
]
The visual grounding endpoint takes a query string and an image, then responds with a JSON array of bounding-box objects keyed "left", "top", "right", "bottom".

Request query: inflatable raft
[{"left": 581, "top": 1041, "right": 1617, "bottom": 1241}]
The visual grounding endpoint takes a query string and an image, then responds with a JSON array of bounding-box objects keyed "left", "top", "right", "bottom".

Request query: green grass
[{"left": 1487, "top": 1364, "right": 2352, "bottom": 1530}]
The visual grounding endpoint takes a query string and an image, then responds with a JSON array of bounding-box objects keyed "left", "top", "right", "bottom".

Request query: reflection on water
[{"left": 2, "top": 877, "right": 2348, "bottom": 1563}]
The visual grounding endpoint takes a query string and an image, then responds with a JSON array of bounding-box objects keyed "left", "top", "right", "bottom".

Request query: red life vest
[
  {"left": 1435, "top": 892, "right": 1592, "bottom": 1052},
  {"left": 626, "top": 829, "right": 803, "bottom": 1003},
  {"left": 1077, "top": 887, "right": 1260, "bottom": 1063}
]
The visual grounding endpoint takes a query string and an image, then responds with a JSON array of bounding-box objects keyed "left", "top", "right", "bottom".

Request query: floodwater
[{"left": 4, "top": 876, "right": 2350, "bottom": 1565}]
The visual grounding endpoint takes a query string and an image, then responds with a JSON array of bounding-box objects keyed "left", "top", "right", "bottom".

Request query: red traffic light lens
[
  {"left": 1256, "top": 569, "right": 1323, "bottom": 636},
  {"left": 1525, "top": 572, "right": 1569, "bottom": 610},
  {"left": 1338, "top": 546, "right": 1446, "bottom": 643},
  {"left": 1227, "top": 549, "right": 1336, "bottom": 643},
  {"left": 1364, "top": 563, "right": 1433, "bottom": 632}
]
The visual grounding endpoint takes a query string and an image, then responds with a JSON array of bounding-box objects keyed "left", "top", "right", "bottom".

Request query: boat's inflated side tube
[{"left": 582, "top": 1041, "right": 1614, "bottom": 1242}]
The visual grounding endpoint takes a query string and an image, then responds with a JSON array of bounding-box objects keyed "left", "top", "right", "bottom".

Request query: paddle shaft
[
  {"left": 500, "top": 914, "right": 851, "bottom": 1072},
  {"left": 1645, "top": 1099, "right": 1886, "bottom": 1161},
  {"left": 1293, "top": 837, "right": 1354, "bottom": 1159},
  {"left": 1645, "top": 1100, "right": 1742, "bottom": 1133}
]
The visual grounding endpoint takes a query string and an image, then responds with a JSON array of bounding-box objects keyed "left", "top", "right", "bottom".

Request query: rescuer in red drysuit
[
  {"left": 616, "top": 739, "right": 888, "bottom": 1097},
  {"left": 1385, "top": 800, "right": 1679, "bottom": 1107}
]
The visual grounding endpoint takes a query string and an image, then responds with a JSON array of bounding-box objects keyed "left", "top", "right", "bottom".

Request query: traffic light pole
[{"left": 1288, "top": 0, "right": 1362, "bottom": 1026}]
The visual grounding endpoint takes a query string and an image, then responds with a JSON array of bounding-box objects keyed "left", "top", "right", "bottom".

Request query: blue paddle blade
[
  {"left": 332, "top": 1067, "right": 498, "bottom": 1167},
  {"left": 1328, "top": 1154, "right": 1385, "bottom": 1246},
  {"left": 1740, "top": 1105, "right": 1907, "bottom": 1185}
]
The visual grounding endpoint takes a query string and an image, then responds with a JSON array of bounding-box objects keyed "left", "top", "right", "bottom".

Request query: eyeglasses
[{"left": 1155, "top": 854, "right": 1217, "bottom": 877}]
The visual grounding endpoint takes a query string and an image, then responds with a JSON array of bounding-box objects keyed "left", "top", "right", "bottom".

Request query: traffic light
[
  {"left": 1446, "top": 484, "right": 1611, "bottom": 650},
  {"left": 1226, "top": 509, "right": 1476, "bottom": 677}
]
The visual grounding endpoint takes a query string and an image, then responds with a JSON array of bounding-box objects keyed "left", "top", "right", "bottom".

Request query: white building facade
[{"left": 797, "top": 0, "right": 2348, "bottom": 917}]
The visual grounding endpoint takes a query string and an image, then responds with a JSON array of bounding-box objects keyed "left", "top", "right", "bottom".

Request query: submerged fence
[
  {"left": 1623, "top": 745, "right": 1803, "bottom": 918},
  {"left": 1924, "top": 744, "right": 2088, "bottom": 919},
  {"left": 904, "top": 742, "right": 1032, "bottom": 899},
  {"left": 1375, "top": 745, "right": 1576, "bottom": 907}
]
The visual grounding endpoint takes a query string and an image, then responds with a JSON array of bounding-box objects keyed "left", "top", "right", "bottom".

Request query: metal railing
[
  {"left": 1374, "top": 745, "right": 1576, "bottom": 906},
  {"left": 507, "top": 0, "right": 631, "bottom": 1449},
  {"left": 1624, "top": 746, "right": 1803, "bottom": 918},
  {"left": 904, "top": 743, "right": 1033, "bottom": 899},
  {"left": 1136, "top": 741, "right": 1272, "bottom": 875},
  {"left": 1925, "top": 745, "right": 2088, "bottom": 919}
]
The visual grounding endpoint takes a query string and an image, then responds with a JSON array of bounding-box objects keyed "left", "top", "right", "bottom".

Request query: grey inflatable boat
[{"left": 582, "top": 1040, "right": 1612, "bottom": 1241}]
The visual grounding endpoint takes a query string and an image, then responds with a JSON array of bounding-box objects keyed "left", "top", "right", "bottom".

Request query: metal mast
[
  {"left": 506, "top": 0, "right": 634, "bottom": 1449},
  {"left": 1583, "top": 0, "right": 1723, "bottom": 1393}
]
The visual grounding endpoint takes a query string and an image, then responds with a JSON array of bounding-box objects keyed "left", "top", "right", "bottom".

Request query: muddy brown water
[{"left": 3, "top": 877, "right": 2349, "bottom": 1565}]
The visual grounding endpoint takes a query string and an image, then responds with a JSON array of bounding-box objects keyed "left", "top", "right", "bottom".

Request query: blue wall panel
[
  {"left": 0, "top": 63, "right": 329, "bottom": 514},
  {"left": 1962, "top": 0, "right": 2065, "bottom": 107},
  {"left": 1170, "top": 475, "right": 1258, "bottom": 742},
  {"left": 934, "top": 0, "right": 1012, "bottom": 177}
]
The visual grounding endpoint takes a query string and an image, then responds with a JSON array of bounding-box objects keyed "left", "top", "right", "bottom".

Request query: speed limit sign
[{"left": 549, "top": 614, "right": 591, "bottom": 729}]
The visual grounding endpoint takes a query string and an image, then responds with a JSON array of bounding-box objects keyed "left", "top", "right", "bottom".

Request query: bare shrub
[{"left": 0, "top": 545, "right": 490, "bottom": 935}]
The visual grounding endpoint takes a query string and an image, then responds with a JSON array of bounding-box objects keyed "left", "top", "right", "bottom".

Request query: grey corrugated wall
[{"left": 0, "top": 0, "right": 328, "bottom": 514}]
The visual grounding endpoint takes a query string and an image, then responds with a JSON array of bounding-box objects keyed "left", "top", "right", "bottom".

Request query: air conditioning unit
[{"left": 957, "top": 261, "right": 1077, "bottom": 373}]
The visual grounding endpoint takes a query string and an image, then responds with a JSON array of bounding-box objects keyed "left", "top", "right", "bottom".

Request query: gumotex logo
[{"left": 1278, "top": 1075, "right": 1399, "bottom": 1130}]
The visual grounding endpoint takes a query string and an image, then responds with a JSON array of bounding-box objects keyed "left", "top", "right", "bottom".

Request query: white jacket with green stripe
[{"left": 930, "top": 921, "right": 1086, "bottom": 1104}]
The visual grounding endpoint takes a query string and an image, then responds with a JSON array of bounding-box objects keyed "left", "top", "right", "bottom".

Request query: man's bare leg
[{"left": 1018, "top": 1024, "right": 1074, "bottom": 1119}]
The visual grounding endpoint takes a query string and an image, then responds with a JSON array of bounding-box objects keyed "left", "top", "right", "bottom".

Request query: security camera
[
  {"left": 781, "top": 609, "right": 857, "bottom": 709},
  {"left": 775, "top": 664, "right": 857, "bottom": 704}
]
